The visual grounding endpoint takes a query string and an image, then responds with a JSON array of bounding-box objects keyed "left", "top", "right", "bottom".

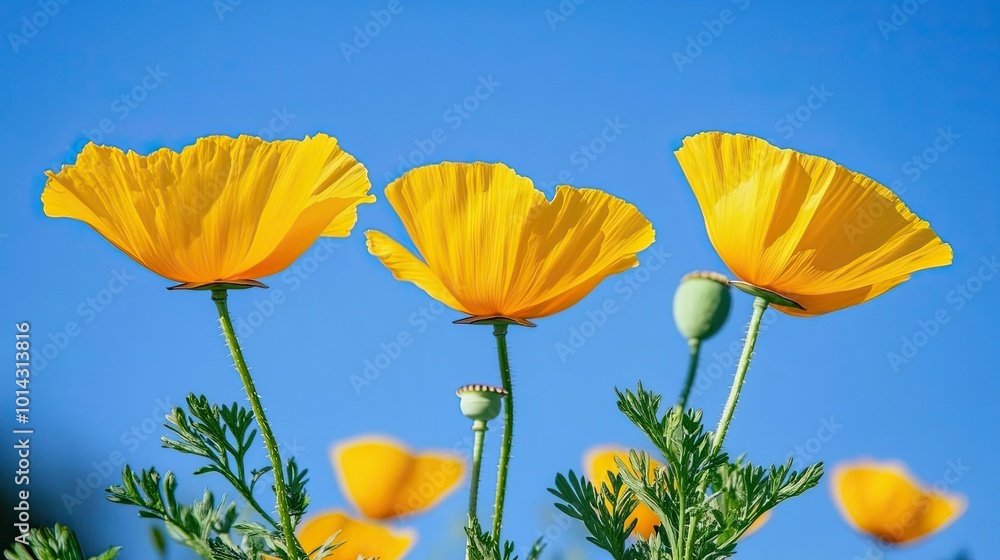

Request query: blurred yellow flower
[
  {"left": 298, "top": 510, "right": 415, "bottom": 560},
  {"left": 675, "top": 132, "right": 952, "bottom": 316},
  {"left": 332, "top": 435, "right": 464, "bottom": 520},
  {"left": 832, "top": 459, "right": 966, "bottom": 544},
  {"left": 585, "top": 447, "right": 661, "bottom": 538},
  {"left": 366, "top": 162, "right": 654, "bottom": 325},
  {"left": 43, "top": 134, "right": 373, "bottom": 288}
]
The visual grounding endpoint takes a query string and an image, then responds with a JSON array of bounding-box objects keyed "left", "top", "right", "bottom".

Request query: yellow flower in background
[
  {"left": 332, "top": 435, "right": 465, "bottom": 519},
  {"left": 585, "top": 447, "right": 772, "bottom": 540},
  {"left": 366, "top": 162, "right": 655, "bottom": 326},
  {"left": 832, "top": 459, "right": 966, "bottom": 544},
  {"left": 298, "top": 511, "right": 415, "bottom": 560},
  {"left": 674, "top": 132, "right": 952, "bottom": 316},
  {"left": 585, "top": 447, "right": 662, "bottom": 538},
  {"left": 42, "top": 134, "right": 374, "bottom": 289}
]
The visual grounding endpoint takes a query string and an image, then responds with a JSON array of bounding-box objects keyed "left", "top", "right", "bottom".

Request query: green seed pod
[
  {"left": 456, "top": 384, "right": 507, "bottom": 423},
  {"left": 673, "top": 271, "right": 732, "bottom": 341}
]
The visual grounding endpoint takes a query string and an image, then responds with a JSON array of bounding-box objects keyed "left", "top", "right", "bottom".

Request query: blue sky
[{"left": 1, "top": 1, "right": 997, "bottom": 558}]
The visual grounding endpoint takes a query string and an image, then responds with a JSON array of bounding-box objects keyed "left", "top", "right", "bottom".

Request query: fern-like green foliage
[
  {"left": 552, "top": 383, "right": 824, "bottom": 560},
  {"left": 105, "top": 394, "right": 326, "bottom": 560},
  {"left": 465, "top": 517, "right": 545, "bottom": 560},
  {"left": 4, "top": 524, "right": 120, "bottom": 560}
]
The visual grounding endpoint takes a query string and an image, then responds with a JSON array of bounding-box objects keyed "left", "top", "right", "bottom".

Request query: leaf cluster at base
[{"left": 551, "top": 383, "right": 824, "bottom": 560}]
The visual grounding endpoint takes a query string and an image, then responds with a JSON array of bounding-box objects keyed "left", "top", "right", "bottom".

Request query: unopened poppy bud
[
  {"left": 673, "top": 271, "right": 732, "bottom": 341},
  {"left": 456, "top": 384, "right": 507, "bottom": 424}
]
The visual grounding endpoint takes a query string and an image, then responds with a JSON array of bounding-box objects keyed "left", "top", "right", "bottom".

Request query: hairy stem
[
  {"left": 467, "top": 420, "right": 487, "bottom": 558},
  {"left": 212, "top": 289, "right": 301, "bottom": 558},
  {"left": 684, "top": 296, "right": 768, "bottom": 560},
  {"left": 491, "top": 324, "right": 514, "bottom": 540},
  {"left": 677, "top": 338, "right": 702, "bottom": 411}
]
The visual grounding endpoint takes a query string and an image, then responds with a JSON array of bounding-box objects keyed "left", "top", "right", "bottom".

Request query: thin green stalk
[
  {"left": 677, "top": 338, "right": 702, "bottom": 411},
  {"left": 711, "top": 296, "right": 768, "bottom": 454},
  {"left": 467, "top": 420, "right": 487, "bottom": 558},
  {"left": 212, "top": 289, "right": 301, "bottom": 558},
  {"left": 683, "top": 296, "right": 768, "bottom": 560},
  {"left": 491, "top": 323, "right": 514, "bottom": 540}
]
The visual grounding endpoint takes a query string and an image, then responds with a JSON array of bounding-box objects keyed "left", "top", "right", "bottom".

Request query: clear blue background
[{"left": 1, "top": 1, "right": 997, "bottom": 558}]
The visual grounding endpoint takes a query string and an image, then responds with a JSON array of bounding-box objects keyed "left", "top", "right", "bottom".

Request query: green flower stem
[
  {"left": 212, "top": 289, "right": 300, "bottom": 558},
  {"left": 711, "top": 296, "right": 768, "bottom": 454},
  {"left": 491, "top": 324, "right": 513, "bottom": 540},
  {"left": 676, "top": 338, "right": 702, "bottom": 411},
  {"left": 683, "top": 296, "right": 768, "bottom": 560},
  {"left": 467, "top": 419, "right": 487, "bottom": 558}
]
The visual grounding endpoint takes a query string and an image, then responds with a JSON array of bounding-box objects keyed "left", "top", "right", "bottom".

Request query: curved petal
[
  {"left": 832, "top": 460, "right": 966, "bottom": 544},
  {"left": 366, "top": 230, "right": 465, "bottom": 312},
  {"left": 585, "top": 447, "right": 660, "bottom": 538},
  {"left": 42, "top": 134, "right": 373, "bottom": 284},
  {"left": 675, "top": 132, "right": 951, "bottom": 316},
  {"left": 298, "top": 510, "right": 415, "bottom": 560},
  {"left": 376, "top": 163, "right": 654, "bottom": 320},
  {"left": 742, "top": 510, "right": 771, "bottom": 539},
  {"left": 332, "top": 435, "right": 464, "bottom": 520}
]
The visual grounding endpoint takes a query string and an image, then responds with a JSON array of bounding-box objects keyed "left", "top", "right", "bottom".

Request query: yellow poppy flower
[
  {"left": 742, "top": 510, "right": 770, "bottom": 539},
  {"left": 298, "top": 510, "right": 415, "bottom": 560},
  {"left": 674, "top": 132, "right": 952, "bottom": 316},
  {"left": 42, "top": 134, "right": 374, "bottom": 288},
  {"left": 366, "top": 162, "right": 655, "bottom": 325},
  {"left": 832, "top": 459, "right": 966, "bottom": 544},
  {"left": 585, "top": 447, "right": 662, "bottom": 538},
  {"left": 331, "top": 435, "right": 464, "bottom": 520}
]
